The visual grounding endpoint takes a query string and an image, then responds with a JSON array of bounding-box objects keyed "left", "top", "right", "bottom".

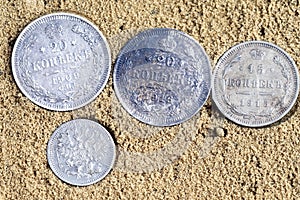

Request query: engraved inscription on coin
[
  {"left": 12, "top": 13, "right": 111, "bottom": 111},
  {"left": 212, "top": 41, "right": 299, "bottom": 127},
  {"left": 114, "top": 28, "right": 211, "bottom": 126},
  {"left": 47, "top": 119, "right": 116, "bottom": 186}
]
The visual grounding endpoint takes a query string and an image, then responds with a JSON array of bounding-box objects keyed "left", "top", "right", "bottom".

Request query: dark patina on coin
[{"left": 114, "top": 28, "right": 211, "bottom": 126}]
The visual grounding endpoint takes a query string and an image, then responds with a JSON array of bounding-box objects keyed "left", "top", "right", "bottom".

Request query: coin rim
[
  {"left": 11, "top": 12, "right": 111, "bottom": 111},
  {"left": 113, "top": 28, "right": 212, "bottom": 126},
  {"left": 47, "top": 118, "right": 116, "bottom": 186},
  {"left": 212, "top": 40, "right": 299, "bottom": 127}
]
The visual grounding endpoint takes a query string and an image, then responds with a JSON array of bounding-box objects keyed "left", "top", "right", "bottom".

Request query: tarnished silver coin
[
  {"left": 114, "top": 28, "right": 211, "bottom": 126},
  {"left": 212, "top": 41, "right": 299, "bottom": 127},
  {"left": 12, "top": 13, "right": 111, "bottom": 111},
  {"left": 47, "top": 119, "right": 116, "bottom": 186}
]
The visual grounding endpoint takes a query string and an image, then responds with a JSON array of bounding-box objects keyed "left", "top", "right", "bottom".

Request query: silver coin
[
  {"left": 212, "top": 41, "right": 299, "bottom": 127},
  {"left": 47, "top": 119, "right": 116, "bottom": 186},
  {"left": 114, "top": 28, "right": 211, "bottom": 126},
  {"left": 12, "top": 13, "right": 111, "bottom": 111}
]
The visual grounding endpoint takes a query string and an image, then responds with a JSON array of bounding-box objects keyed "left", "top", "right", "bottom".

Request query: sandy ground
[{"left": 1, "top": 0, "right": 300, "bottom": 199}]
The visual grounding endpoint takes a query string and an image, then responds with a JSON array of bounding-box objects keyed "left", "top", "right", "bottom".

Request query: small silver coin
[
  {"left": 212, "top": 41, "right": 299, "bottom": 127},
  {"left": 12, "top": 13, "right": 111, "bottom": 111},
  {"left": 114, "top": 28, "right": 211, "bottom": 126},
  {"left": 47, "top": 119, "right": 116, "bottom": 186}
]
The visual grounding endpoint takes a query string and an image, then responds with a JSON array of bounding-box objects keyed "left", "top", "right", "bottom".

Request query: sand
[{"left": 1, "top": 0, "right": 300, "bottom": 199}]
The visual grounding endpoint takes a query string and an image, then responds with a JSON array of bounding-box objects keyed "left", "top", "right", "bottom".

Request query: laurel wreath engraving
[
  {"left": 20, "top": 35, "right": 63, "bottom": 103},
  {"left": 19, "top": 25, "right": 101, "bottom": 104},
  {"left": 221, "top": 53, "right": 253, "bottom": 118},
  {"left": 221, "top": 53, "right": 290, "bottom": 120},
  {"left": 273, "top": 55, "right": 291, "bottom": 105},
  {"left": 221, "top": 54, "right": 241, "bottom": 80}
]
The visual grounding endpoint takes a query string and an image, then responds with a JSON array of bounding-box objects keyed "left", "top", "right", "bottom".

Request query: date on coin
[
  {"left": 212, "top": 41, "right": 299, "bottom": 127},
  {"left": 12, "top": 13, "right": 111, "bottom": 111}
]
